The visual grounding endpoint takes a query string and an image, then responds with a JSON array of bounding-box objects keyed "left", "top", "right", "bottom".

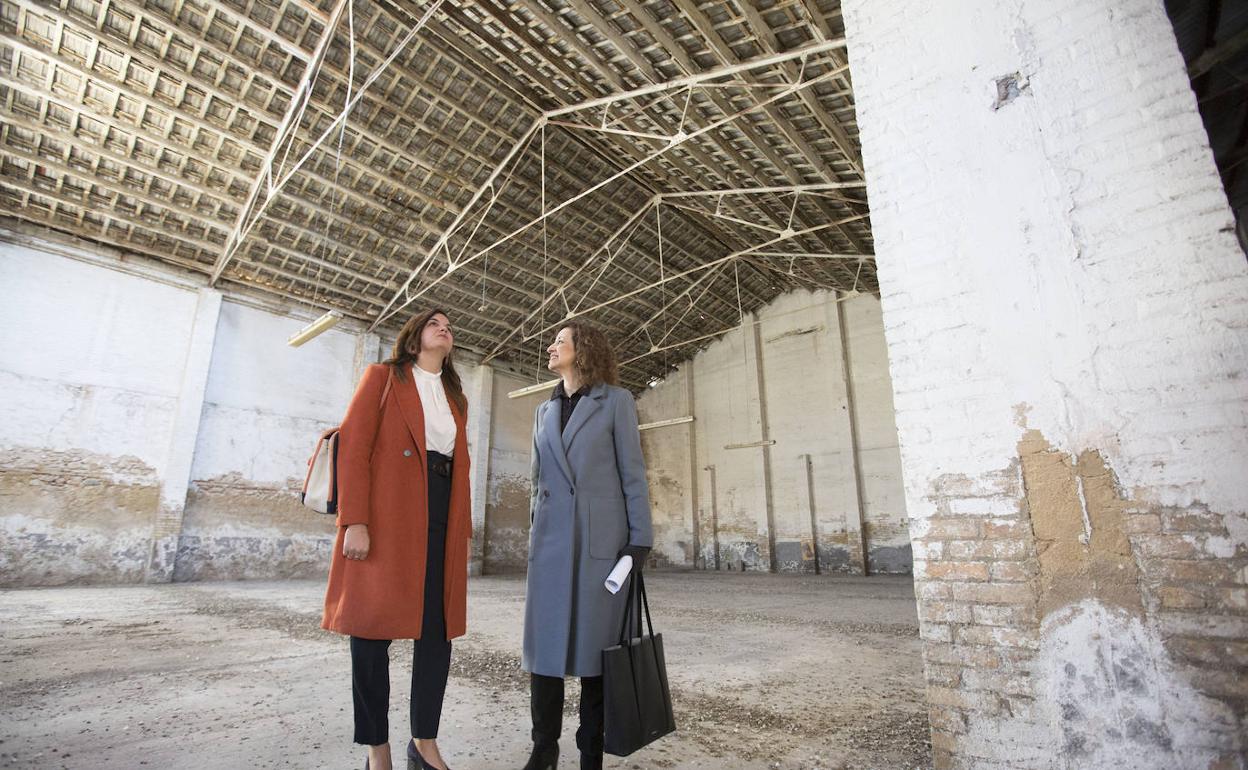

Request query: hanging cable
[{"left": 536, "top": 123, "right": 549, "bottom": 380}]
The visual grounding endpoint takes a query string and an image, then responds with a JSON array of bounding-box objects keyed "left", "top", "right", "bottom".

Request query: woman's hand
[
  {"left": 618, "top": 544, "right": 650, "bottom": 569},
  {"left": 343, "top": 524, "right": 370, "bottom": 561}
]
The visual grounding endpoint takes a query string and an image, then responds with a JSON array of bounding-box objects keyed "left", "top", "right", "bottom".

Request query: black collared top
[{"left": 551, "top": 380, "right": 592, "bottom": 433}]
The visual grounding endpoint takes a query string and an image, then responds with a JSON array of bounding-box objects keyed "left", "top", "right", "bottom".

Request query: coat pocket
[{"left": 588, "top": 496, "right": 627, "bottom": 560}]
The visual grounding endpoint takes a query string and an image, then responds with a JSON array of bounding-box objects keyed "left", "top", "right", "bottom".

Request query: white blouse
[{"left": 413, "top": 364, "right": 457, "bottom": 457}]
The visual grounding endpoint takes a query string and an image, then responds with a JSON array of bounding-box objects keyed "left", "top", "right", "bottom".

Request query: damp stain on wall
[
  {"left": 0, "top": 447, "right": 160, "bottom": 586},
  {"left": 484, "top": 473, "right": 532, "bottom": 572}
]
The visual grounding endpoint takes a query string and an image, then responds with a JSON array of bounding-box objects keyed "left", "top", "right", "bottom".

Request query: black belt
[{"left": 428, "top": 451, "right": 453, "bottom": 478}]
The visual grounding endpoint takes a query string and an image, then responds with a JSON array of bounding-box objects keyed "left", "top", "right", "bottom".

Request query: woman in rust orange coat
[{"left": 323, "top": 308, "right": 472, "bottom": 770}]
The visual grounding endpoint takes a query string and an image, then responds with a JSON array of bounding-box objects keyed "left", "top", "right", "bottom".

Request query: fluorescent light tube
[
  {"left": 638, "top": 416, "right": 694, "bottom": 431},
  {"left": 508, "top": 379, "right": 559, "bottom": 399},
  {"left": 287, "top": 310, "right": 343, "bottom": 347}
]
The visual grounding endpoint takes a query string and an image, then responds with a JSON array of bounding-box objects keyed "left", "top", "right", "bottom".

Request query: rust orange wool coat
[{"left": 322, "top": 363, "right": 472, "bottom": 641}]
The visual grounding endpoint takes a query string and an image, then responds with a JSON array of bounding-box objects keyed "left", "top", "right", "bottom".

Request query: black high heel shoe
[
  {"left": 407, "top": 739, "right": 451, "bottom": 770},
  {"left": 522, "top": 743, "right": 559, "bottom": 770}
]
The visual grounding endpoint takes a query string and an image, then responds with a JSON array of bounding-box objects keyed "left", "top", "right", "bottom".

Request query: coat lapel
[
  {"left": 391, "top": 366, "right": 428, "bottom": 475},
  {"left": 562, "top": 384, "right": 605, "bottom": 451},
  {"left": 541, "top": 399, "right": 575, "bottom": 484}
]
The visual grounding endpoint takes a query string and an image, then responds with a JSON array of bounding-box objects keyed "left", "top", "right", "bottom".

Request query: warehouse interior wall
[
  {"left": 0, "top": 234, "right": 909, "bottom": 585},
  {"left": 631, "top": 289, "right": 909, "bottom": 574}
]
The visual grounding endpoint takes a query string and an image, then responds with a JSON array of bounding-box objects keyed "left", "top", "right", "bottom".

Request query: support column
[
  {"left": 845, "top": 1, "right": 1248, "bottom": 767},
  {"left": 743, "top": 313, "right": 777, "bottom": 572},
  {"left": 352, "top": 331, "right": 382, "bottom": 385},
  {"left": 833, "top": 294, "right": 869, "bottom": 575},
  {"left": 466, "top": 363, "right": 494, "bottom": 576},
  {"left": 686, "top": 366, "right": 701, "bottom": 569},
  {"left": 146, "top": 287, "right": 222, "bottom": 582}
]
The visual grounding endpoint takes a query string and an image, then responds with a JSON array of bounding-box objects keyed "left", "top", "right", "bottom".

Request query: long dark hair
[
  {"left": 383, "top": 308, "right": 467, "bottom": 414},
  {"left": 562, "top": 321, "right": 619, "bottom": 388}
]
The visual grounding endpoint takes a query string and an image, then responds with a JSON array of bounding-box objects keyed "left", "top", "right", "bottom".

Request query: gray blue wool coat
[{"left": 522, "top": 383, "right": 653, "bottom": 678}]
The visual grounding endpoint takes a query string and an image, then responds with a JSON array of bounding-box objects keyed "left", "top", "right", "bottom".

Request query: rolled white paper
[{"left": 604, "top": 555, "right": 633, "bottom": 594}]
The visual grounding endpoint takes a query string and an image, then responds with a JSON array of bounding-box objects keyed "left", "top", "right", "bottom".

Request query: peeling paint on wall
[
  {"left": 914, "top": 421, "right": 1247, "bottom": 766},
  {"left": 484, "top": 473, "right": 531, "bottom": 573},
  {"left": 1020, "top": 430, "right": 1142, "bottom": 618},
  {"left": 1040, "top": 600, "right": 1234, "bottom": 768},
  {"left": 869, "top": 544, "right": 914, "bottom": 574},
  {"left": 0, "top": 448, "right": 160, "bottom": 586},
  {"left": 172, "top": 476, "right": 337, "bottom": 580}
]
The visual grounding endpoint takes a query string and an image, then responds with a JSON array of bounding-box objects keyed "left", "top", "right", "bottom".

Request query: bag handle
[
  {"left": 617, "top": 569, "right": 638, "bottom": 644},
  {"left": 616, "top": 567, "right": 658, "bottom": 645},
  {"left": 638, "top": 570, "right": 656, "bottom": 639},
  {"left": 615, "top": 568, "right": 671, "bottom": 743}
]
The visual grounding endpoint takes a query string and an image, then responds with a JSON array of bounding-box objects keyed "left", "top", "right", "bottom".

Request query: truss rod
[
  {"left": 369, "top": 118, "right": 544, "bottom": 329},
  {"left": 542, "top": 38, "right": 846, "bottom": 119},
  {"left": 211, "top": 0, "right": 446, "bottom": 286},
  {"left": 547, "top": 120, "right": 675, "bottom": 142},
  {"left": 662, "top": 201, "right": 782, "bottom": 234},
  {"left": 209, "top": 0, "right": 350, "bottom": 286},
  {"left": 657, "top": 182, "right": 866, "bottom": 198},
  {"left": 648, "top": 264, "right": 729, "bottom": 348},
  {"left": 479, "top": 200, "right": 655, "bottom": 363},
  {"left": 619, "top": 287, "right": 865, "bottom": 367},
  {"left": 749, "top": 252, "right": 873, "bottom": 260},
  {"left": 521, "top": 215, "right": 865, "bottom": 342},
  {"left": 373, "top": 64, "right": 848, "bottom": 329}
]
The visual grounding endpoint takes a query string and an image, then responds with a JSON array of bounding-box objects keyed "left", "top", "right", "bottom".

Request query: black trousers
[
  {"left": 350, "top": 451, "right": 453, "bottom": 745},
  {"left": 530, "top": 672, "right": 605, "bottom": 757}
]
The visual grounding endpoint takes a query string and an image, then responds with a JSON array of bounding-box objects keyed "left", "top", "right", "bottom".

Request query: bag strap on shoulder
[{"left": 379, "top": 365, "right": 393, "bottom": 410}]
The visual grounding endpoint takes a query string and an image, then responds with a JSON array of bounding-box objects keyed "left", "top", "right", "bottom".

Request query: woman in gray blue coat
[{"left": 521, "top": 322, "right": 653, "bottom": 770}]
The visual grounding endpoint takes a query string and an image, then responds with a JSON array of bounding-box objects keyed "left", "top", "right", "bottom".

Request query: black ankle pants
[{"left": 350, "top": 452, "right": 453, "bottom": 745}]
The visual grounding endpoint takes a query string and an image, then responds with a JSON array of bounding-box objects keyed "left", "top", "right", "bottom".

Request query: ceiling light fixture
[
  {"left": 508, "top": 379, "right": 559, "bottom": 399},
  {"left": 288, "top": 310, "right": 343, "bottom": 347}
]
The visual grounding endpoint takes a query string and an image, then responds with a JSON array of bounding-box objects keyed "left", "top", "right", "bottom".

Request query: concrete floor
[{"left": 0, "top": 572, "right": 930, "bottom": 770}]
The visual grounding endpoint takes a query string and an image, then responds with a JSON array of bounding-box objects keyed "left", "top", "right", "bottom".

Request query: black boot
[
  {"left": 575, "top": 676, "right": 604, "bottom": 770},
  {"left": 527, "top": 674, "right": 564, "bottom": 770},
  {"left": 579, "top": 752, "right": 603, "bottom": 770},
  {"left": 522, "top": 743, "right": 559, "bottom": 770}
]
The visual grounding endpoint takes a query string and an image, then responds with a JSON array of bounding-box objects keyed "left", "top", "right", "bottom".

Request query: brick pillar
[
  {"left": 843, "top": 1, "right": 1248, "bottom": 768},
  {"left": 146, "top": 287, "right": 222, "bottom": 582}
]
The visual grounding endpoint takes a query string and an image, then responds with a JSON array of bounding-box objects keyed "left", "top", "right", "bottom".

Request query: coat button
[
  {"left": 570, "top": 488, "right": 575, "bottom": 495},
  {"left": 403, "top": 449, "right": 412, "bottom": 457},
  {"left": 543, "top": 490, "right": 550, "bottom": 499}
]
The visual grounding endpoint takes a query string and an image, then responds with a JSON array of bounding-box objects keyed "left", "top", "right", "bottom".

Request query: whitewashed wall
[
  {"left": 636, "top": 290, "right": 910, "bottom": 573},
  {"left": 481, "top": 369, "right": 547, "bottom": 573},
  {"left": 0, "top": 240, "right": 197, "bottom": 584},
  {"left": 0, "top": 236, "right": 519, "bottom": 585},
  {"left": 2, "top": 238, "right": 907, "bottom": 585},
  {"left": 177, "top": 300, "right": 359, "bottom": 580}
]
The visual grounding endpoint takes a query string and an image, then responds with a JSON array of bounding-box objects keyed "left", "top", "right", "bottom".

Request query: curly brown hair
[
  {"left": 562, "top": 321, "right": 619, "bottom": 388},
  {"left": 383, "top": 308, "right": 467, "bottom": 414}
]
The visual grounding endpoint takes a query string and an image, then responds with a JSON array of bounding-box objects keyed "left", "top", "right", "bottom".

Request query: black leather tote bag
[{"left": 602, "top": 569, "right": 676, "bottom": 756}]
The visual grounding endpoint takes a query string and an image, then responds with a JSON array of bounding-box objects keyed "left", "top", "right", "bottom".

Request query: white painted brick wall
[
  {"left": 193, "top": 300, "right": 358, "bottom": 486},
  {"left": 0, "top": 241, "right": 198, "bottom": 478}
]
